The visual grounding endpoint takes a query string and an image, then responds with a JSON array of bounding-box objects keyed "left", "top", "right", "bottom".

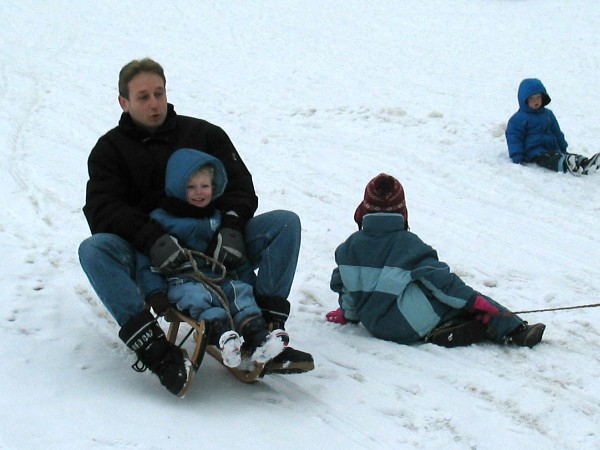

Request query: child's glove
[
  {"left": 207, "top": 213, "right": 246, "bottom": 270},
  {"left": 149, "top": 234, "right": 189, "bottom": 275},
  {"left": 468, "top": 295, "right": 499, "bottom": 324},
  {"left": 326, "top": 307, "right": 358, "bottom": 325}
]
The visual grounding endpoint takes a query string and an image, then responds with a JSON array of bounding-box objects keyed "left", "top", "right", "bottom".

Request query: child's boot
[
  {"left": 426, "top": 318, "right": 488, "bottom": 348},
  {"left": 581, "top": 153, "right": 600, "bottom": 174},
  {"left": 252, "top": 329, "right": 290, "bottom": 364},
  {"left": 564, "top": 154, "right": 582, "bottom": 174},
  {"left": 507, "top": 323, "right": 546, "bottom": 348},
  {"left": 219, "top": 330, "right": 242, "bottom": 368},
  {"left": 255, "top": 294, "right": 314, "bottom": 374},
  {"left": 240, "top": 315, "right": 289, "bottom": 365}
]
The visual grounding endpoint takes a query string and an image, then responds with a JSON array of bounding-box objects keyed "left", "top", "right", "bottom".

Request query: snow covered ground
[{"left": 2, "top": 1, "right": 600, "bottom": 449}]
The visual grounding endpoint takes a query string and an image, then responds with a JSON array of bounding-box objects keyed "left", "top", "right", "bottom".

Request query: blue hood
[
  {"left": 164, "top": 148, "right": 228, "bottom": 202},
  {"left": 517, "top": 78, "right": 551, "bottom": 112}
]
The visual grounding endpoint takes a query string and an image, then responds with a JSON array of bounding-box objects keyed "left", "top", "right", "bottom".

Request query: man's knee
[
  {"left": 274, "top": 209, "right": 301, "bottom": 232},
  {"left": 80, "top": 233, "right": 132, "bottom": 258},
  {"left": 250, "top": 209, "right": 301, "bottom": 234},
  {"left": 79, "top": 233, "right": 136, "bottom": 275}
]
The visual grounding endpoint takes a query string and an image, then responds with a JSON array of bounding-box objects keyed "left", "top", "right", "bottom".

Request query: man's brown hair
[{"left": 118, "top": 58, "right": 166, "bottom": 99}]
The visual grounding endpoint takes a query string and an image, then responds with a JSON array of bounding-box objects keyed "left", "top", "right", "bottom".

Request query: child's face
[
  {"left": 186, "top": 171, "right": 213, "bottom": 208},
  {"left": 527, "top": 93, "right": 543, "bottom": 110}
]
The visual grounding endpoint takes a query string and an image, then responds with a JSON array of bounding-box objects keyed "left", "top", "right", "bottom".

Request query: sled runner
[{"left": 164, "top": 308, "right": 265, "bottom": 384}]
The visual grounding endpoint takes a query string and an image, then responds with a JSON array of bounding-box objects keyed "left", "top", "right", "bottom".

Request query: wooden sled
[
  {"left": 164, "top": 308, "right": 264, "bottom": 384},
  {"left": 160, "top": 250, "right": 314, "bottom": 385}
]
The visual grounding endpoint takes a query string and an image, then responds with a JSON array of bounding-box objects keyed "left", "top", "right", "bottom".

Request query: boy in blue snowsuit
[
  {"left": 505, "top": 78, "right": 599, "bottom": 174},
  {"left": 326, "top": 173, "right": 545, "bottom": 348},
  {"left": 137, "top": 148, "right": 289, "bottom": 368}
]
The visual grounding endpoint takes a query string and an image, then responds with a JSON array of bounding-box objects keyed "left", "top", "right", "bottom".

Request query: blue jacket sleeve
[
  {"left": 548, "top": 110, "right": 568, "bottom": 152},
  {"left": 330, "top": 267, "right": 360, "bottom": 322},
  {"left": 505, "top": 114, "right": 526, "bottom": 163},
  {"left": 410, "top": 248, "right": 476, "bottom": 310}
]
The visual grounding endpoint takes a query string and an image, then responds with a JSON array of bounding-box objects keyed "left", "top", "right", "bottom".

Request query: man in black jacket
[{"left": 78, "top": 58, "right": 313, "bottom": 396}]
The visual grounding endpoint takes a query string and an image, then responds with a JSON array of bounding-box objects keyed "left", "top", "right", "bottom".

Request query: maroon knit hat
[{"left": 354, "top": 173, "right": 408, "bottom": 230}]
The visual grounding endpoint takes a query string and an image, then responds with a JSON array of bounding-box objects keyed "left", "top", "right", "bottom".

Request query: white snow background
[{"left": 1, "top": 1, "right": 600, "bottom": 449}]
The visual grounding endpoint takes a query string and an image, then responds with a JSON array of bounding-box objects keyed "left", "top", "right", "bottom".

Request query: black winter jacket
[{"left": 82, "top": 104, "right": 258, "bottom": 254}]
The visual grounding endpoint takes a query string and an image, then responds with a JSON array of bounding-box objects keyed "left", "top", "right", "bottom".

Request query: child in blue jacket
[
  {"left": 326, "top": 173, "right": 545, "bottom": 348},
  {"left": 505, "top": 78, "right": 599, "bottom": 175},
  {"left": 137, "top": 148, "right": 289, "bottom": 368}
]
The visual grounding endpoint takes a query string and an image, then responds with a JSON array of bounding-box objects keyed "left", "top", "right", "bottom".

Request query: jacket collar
[{"left": 362, "top": 212, "right": 406, "bottom": 232}]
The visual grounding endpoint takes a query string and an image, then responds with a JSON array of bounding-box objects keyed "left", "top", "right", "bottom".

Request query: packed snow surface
[{"left": 1, "top": 1, "right": 600, "bottom": 449}]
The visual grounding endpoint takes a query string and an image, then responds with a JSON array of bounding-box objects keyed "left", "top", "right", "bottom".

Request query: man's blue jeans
[{"left": 79, "top": 210, "right": 301, "bottom": 326}]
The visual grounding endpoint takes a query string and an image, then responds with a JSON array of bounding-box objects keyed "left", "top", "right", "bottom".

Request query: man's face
[{"left": 118, "top": 72, "right": 167, "bottom": 130}]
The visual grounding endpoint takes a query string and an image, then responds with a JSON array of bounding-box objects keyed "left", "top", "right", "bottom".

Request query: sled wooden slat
[{"left": 164, "top": 309, "right": 208, "bottom": 371}]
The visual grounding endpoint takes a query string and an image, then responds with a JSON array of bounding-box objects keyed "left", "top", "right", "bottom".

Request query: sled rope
[
  {"left": 513, "top": 302, "right": 600, "bottom": 314},
  {"left": 181, "top": 248, "right": 235, "bottom": 330}
]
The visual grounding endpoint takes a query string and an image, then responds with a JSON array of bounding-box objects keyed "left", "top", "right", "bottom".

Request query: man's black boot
[{"left": 119, "top": 310, "right": 192, "bottom": 397}]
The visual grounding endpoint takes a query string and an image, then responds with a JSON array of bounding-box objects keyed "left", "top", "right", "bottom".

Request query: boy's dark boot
[
  {"left": 581, "top": 152, "right": 600, "bottom": 174},
  {"left": 255, "top": 295, "right": 291, "bottom": 331},
  {"left": 507, "top": 323, "right": 546, "bottom": 348},
  {"left": 206, "top": 319, "right": 227, "bottom": 346},
  {"left": 240, "top": 315, "right": 271, "bottom": 351},
  {"left": 239, "top": 315, "right": 289, "bottom": 365},
  {"left": 426, "top": 318, "right": 488, "bottom": 348},
  {"left": 564, "top": 154, "right": 582, "bottom": 174},
  {"left": 254, "top": 295, "right": 315, "bottom": 374},
  {"left": 119, "top": 310, "right": 192, "bottom": 397}
]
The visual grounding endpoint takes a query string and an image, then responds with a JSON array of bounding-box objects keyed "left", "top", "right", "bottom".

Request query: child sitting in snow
[
  {"left": 137, "top": 148, "right": 289, "bottom": 368},
  {"left": 326, "top": 173, "right": 545, "bottom": 348},
  {"left": 505, "top": 78, "right": 599, "bottom": 175}
]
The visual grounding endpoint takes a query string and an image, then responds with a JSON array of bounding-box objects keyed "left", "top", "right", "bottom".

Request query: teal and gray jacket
[{"left": 330, "top": 213, "right": 478, "bottom": 344}]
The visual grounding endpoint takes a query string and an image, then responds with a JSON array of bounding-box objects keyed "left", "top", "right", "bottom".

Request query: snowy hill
[{"left": 1, "top": 1, "right": 600, "bottom": 449}]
